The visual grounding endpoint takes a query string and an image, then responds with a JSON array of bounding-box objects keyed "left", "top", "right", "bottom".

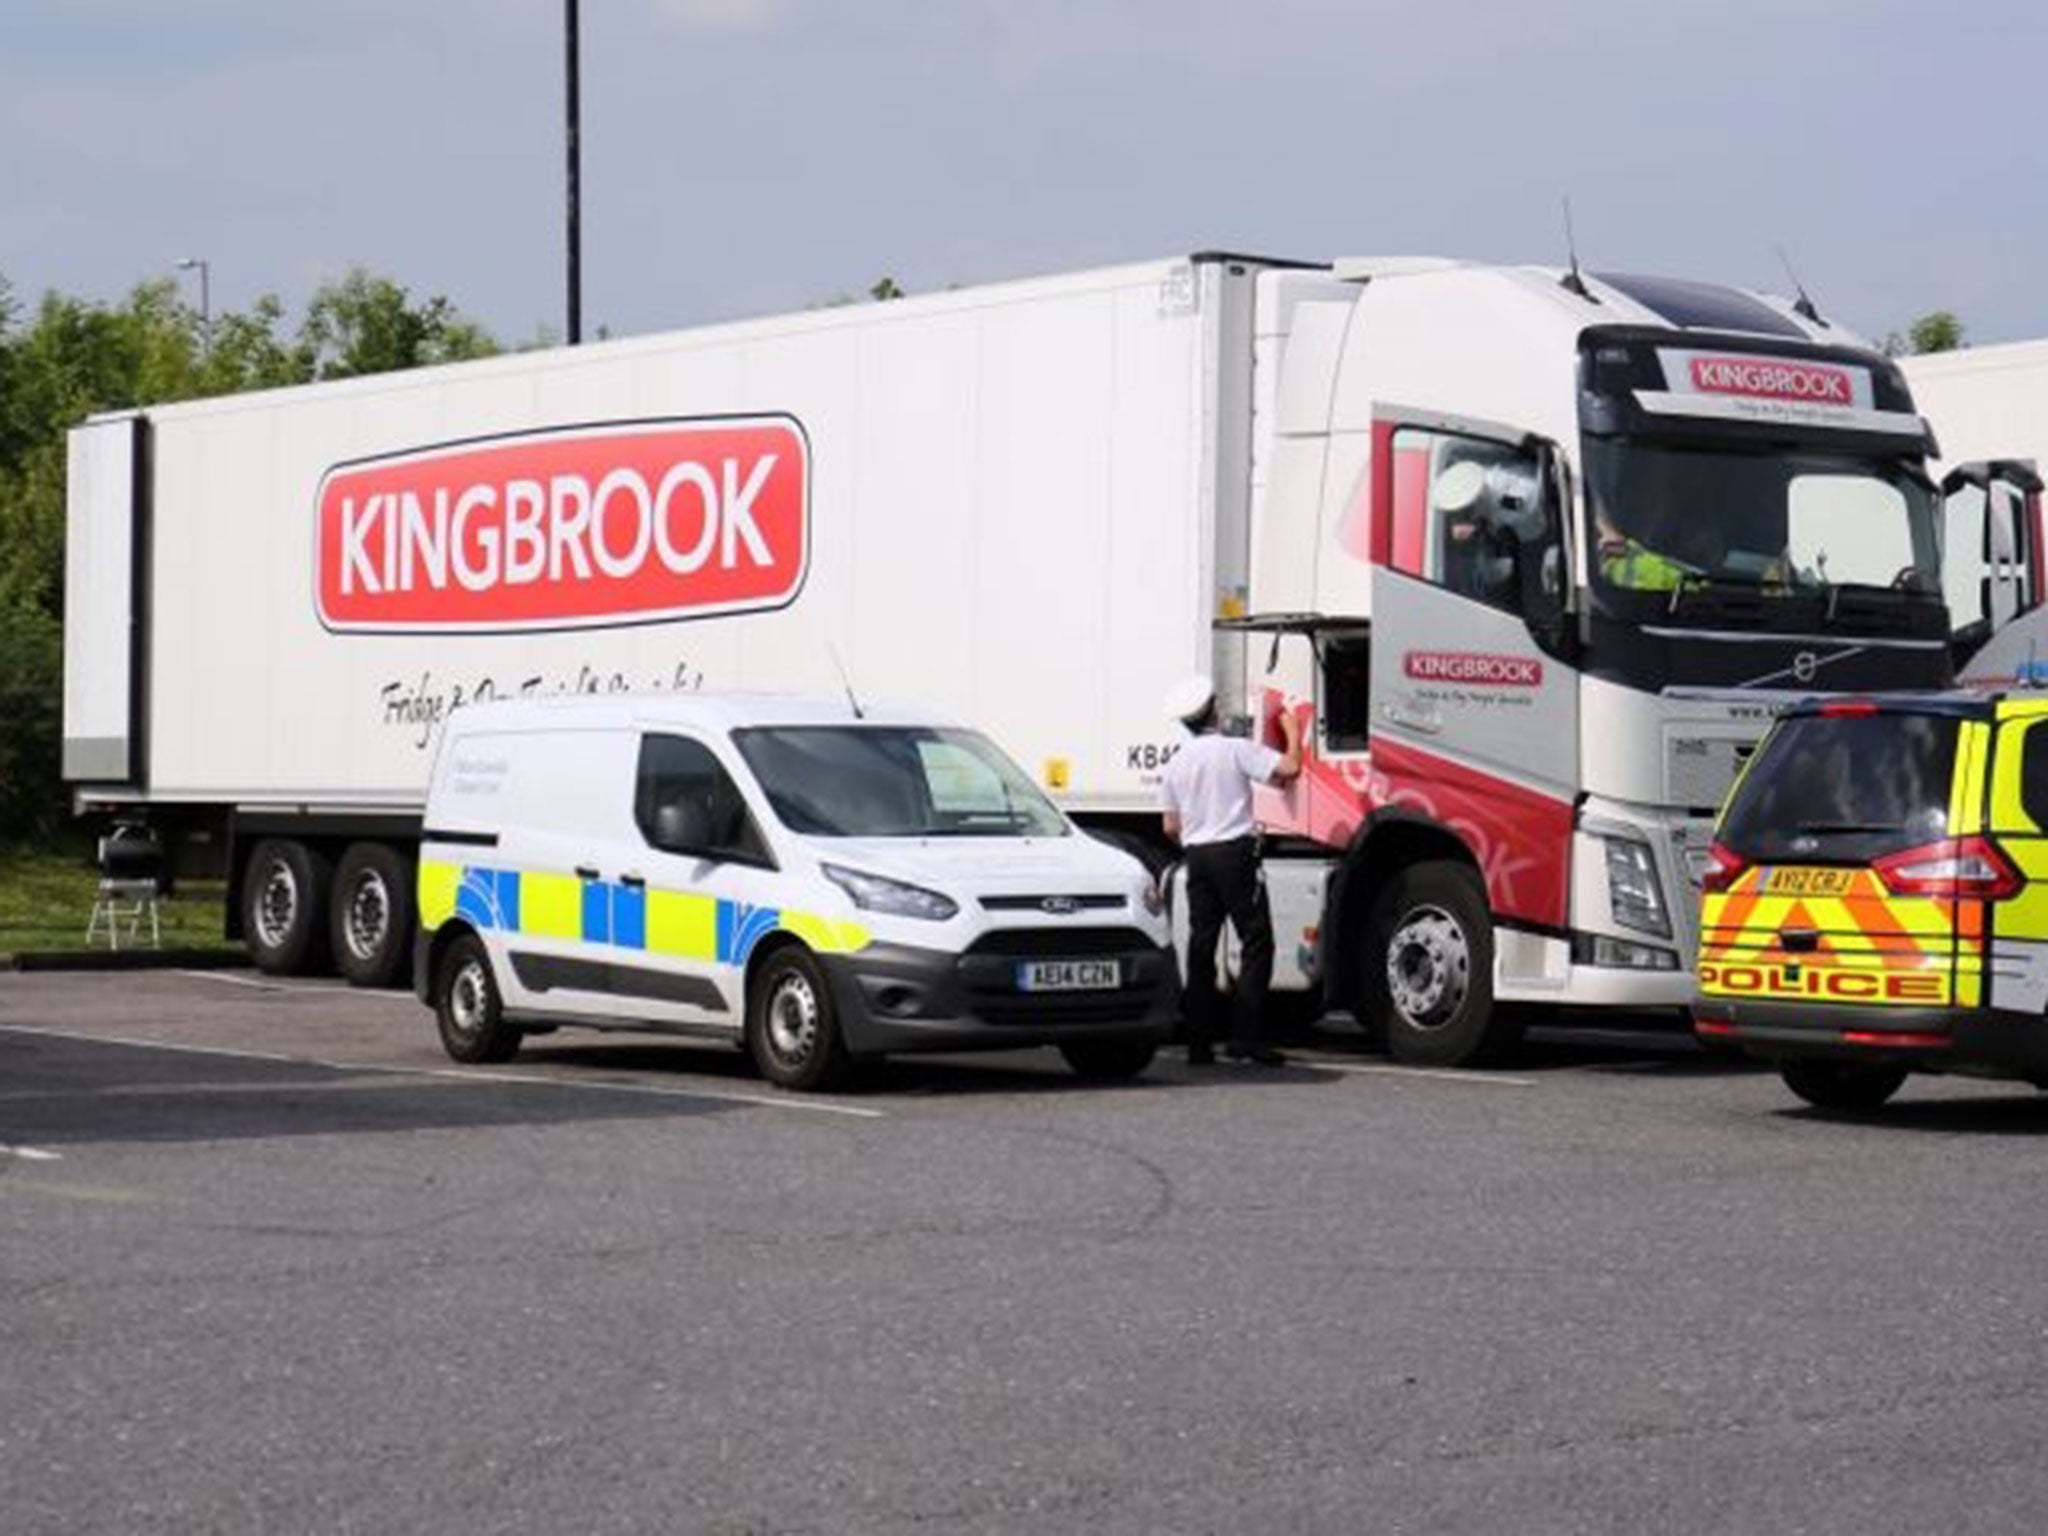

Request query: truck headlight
[
  {"left": 822, "top": 864, "right": 959, "bottom": 922},
  {"left": 1603, "top": 836, "right": 1670, "bottom": 939}
]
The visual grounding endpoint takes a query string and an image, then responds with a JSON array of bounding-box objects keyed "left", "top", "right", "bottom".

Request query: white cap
[{"left": 1164, "top": 673, "right": 1216, "bottom": 725}]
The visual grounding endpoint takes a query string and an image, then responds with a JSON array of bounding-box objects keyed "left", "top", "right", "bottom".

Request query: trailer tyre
[
  {"left": 242, "top": 838, "right": 334, "bottom": 976},
  {"left": 331, "top": 842, "right": 416, "bottom": 989},
  {"left": 1780, "top": 1060, "right": 1907, "bottom": 1113},
  {"left": 746, "top": 947, "right": 853, "bottom": 1092},
  {"left": 434, "top": 933, "right": 521, "bottom": 1064},
  {"left": 1362, "top": 861, "right": 1509, "bottom": 1068}
]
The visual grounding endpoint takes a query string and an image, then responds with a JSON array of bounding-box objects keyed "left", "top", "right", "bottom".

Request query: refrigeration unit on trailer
[
  {"left": 64, "top": 250, "right": 2003, "bottom": 1065},
  {"left": 1899, "top": 343, "right": 2048, "bottom": 689}
]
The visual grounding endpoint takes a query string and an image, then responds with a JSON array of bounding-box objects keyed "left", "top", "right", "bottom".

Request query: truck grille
[{"left": 1665, "top": 735, "right": 1755, "bottom": 813}]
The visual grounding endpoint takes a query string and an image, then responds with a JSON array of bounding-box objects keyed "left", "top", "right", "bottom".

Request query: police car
[
  {"left": 415, "top": 694, "right": 1177, "bottom": 1090},
  {"left": 1694, "top": 692, "right": 2048, "bottom": 1109}
]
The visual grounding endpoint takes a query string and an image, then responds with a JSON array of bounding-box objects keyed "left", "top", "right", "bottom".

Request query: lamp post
[
  {"left": 564, "top": 0, "right": 581, "bottom": 344},
  {"left": 176, "top": 257, "right": 211, "bottom": 356}
]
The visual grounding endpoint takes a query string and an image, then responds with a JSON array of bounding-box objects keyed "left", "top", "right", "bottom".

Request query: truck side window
[
  {"left": 1389, "top": 427, "right": 1553, "bottom": 618},
  {"left": 1320, "top": 637, "right": 1371, "bottom": 752},
  {"left": 636, "top": 734, "right": 771, "bottom": 865}
]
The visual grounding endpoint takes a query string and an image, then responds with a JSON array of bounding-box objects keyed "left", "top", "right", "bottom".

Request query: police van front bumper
[
  {"left": 818, "top": 931, "right": 1179, "bottom": 1056},
  {"left": 1693, "top": 996, "right": 2048, "bottom": 1079}
]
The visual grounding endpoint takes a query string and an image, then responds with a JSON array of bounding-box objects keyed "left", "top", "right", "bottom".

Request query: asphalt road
[{"left": 5, "top": 970, "right": 2048, "bottom": 1535}]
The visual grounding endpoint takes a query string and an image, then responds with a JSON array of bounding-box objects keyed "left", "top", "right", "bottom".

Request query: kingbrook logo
[{"left": 315, "top": 417, "right": 809, "bottom": 632}]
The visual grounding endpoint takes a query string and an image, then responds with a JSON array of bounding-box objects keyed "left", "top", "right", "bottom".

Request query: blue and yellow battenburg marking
[{"left": 417, "top": 861, "right": 869, "bottom": 961}]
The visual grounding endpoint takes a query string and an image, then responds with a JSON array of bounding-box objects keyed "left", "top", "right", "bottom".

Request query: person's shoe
[
  {"left": 1225, "top": 1044, "right": 1286, "bottom": 1066},
  {"left": 1186, "top": 1045, "right": 1217, "bottom": 1066}
]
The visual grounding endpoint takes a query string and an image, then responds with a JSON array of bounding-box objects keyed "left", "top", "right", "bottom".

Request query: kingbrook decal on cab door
[{"left": 315, "top": 416, "right": 810, "bottom": 633}]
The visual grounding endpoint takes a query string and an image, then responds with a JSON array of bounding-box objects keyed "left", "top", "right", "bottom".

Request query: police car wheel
[
  {"left": 242, "top": 838, "right": 334, "bottom": 976},
  {"left": 330, "top": 842, "right": 416, "bottom": 990},
  {"left": 747, "top": 947, "right": 853, "bottom": 1092},
  {"left": 1779, "top": 1059, "right": 1907, "bottom": 1113},
  {"left": 1363, "top": 861, "right": 1510, "bottom": 1069},
  {"left": 434, "top": 934, "right": 521, "bottom": 1065},
  {"left": 1058, "top": 1038, "right": 1157, "bottom": 1081}
]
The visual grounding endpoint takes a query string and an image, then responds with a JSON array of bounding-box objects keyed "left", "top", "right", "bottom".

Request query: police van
[
  {"left": 1694, "top": 693, "right": 2048, "bottom": 1110},
  {"left": 415, "top": 694, "right": 1178, "bottom": 1090}
]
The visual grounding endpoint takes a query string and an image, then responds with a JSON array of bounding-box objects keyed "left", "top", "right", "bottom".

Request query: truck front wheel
[
  {"left": 1362, "top": 861, "right": 1513, "bottom": 1068},
  {"left": 330, "top": 842, "right": 416, "bottom": 989},
  {"left": 242, "top": 838, "right": 334, "bottom": 976}
]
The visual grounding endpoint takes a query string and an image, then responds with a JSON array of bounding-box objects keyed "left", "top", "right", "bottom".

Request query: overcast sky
[{"left": 4, "top": 0, "right": 2041, "bottom": 349}]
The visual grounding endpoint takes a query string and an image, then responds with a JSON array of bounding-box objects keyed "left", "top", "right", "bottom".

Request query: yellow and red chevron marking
[{"left": 1699, "top": 865, "right": 1982, "bottom": 1009}]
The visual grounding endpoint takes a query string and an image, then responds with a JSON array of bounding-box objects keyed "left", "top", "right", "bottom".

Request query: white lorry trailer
[{"left": 64, "top": 251, "right": 1985, "bottom": 1064}]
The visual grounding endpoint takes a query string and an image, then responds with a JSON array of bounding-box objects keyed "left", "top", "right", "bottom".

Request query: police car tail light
[
  {"left": 1872, "top": 836, "right": 2021, "bottom": 901},
  {"left": 1700, "top": 841, "right": 1747, "bottom": 895}
]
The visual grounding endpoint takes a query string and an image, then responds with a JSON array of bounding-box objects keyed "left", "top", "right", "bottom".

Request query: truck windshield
[
  {"left": 1718, "top": 712, "right": 1958, "bottom": 864},
  {"left": 732, "top": 726, "right": 1069, "bottom": 838},
  {"left": 1584, "top": 439, "right": 1939, "bottom": 607}
]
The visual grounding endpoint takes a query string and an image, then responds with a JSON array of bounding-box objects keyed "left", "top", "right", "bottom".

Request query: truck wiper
[{"left": 1666, "top": 575, "right": 1767, "bottom": 619}]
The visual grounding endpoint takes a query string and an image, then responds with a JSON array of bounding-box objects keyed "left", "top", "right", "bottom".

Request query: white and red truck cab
[{"left": 1236, "top": 260, "right": 1981, "bottom": 1063}]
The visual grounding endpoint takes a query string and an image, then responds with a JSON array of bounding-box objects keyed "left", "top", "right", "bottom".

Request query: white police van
[{"left": 414, "top": 694, "right": 1177, "bottom": 1090}]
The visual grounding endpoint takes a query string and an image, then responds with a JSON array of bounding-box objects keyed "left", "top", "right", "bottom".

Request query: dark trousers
[{"left": 1181, "top": 836, "right": 1274, "bottom": 1051}]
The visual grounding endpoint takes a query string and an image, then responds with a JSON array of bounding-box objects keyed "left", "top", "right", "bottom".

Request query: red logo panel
[
  {"left": 1688, "top": 356, "right": 1853, "bottom": 406},
  {"left": 315, "top": 416, "right": 809, "bottom": 632}
]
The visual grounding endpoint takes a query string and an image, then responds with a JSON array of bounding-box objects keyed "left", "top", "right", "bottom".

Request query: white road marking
[
  {"left": 175, "top": 970, "right": 413, "bottom": 1000},
  {"left": 1, "top": 1145, "right": 62, "bottom": 1161},
  {"left": 1289, "top": 1057, "right": 1538, "bottom": 1086},
  {"left": 0, "top": 1024, "right": 884, "bottom": 1119}
]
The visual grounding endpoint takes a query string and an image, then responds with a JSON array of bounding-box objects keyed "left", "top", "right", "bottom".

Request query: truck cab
[
  {"left": 1694, "top": 693, "right": 2048, "bottom": 1110},
  {"left": 1243, "top": 262, "right": 1956, "bottom": 1063}
]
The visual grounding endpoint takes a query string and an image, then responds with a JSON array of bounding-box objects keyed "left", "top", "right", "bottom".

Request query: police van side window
[
  {"left": 636, "top": 734, "right": 772, "bottom": 866},
  {"left": 2021, "top": 724, "right": 2048, "bottom": 834}
]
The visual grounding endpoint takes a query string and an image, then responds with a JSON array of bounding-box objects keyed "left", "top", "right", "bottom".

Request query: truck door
[
  {"left": 1365, "top": 416, "right": 1580, "bottom": 933},
  {"left": 617, "top": 732, "right": 784, "bottom": 1032},
  {"left": 1943, "top": 459, "right": 2045, "bottom": 674}
]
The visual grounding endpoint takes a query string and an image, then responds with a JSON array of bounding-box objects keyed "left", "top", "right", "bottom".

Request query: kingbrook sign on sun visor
[
  {"left": 314, "top": 416, "right": 810, "bottom": 633},
  {"left": 1635, "top": 350, "right": 1922, "bottom": 436}
]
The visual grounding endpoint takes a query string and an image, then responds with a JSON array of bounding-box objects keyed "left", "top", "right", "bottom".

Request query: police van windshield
[
  {"left": 1718, "top": 713, "right": 1958, "bottom": 863},
  {"left": 733, "top": 726, "right": 1068, "bottom": 838},
  {"left": 1584, "top": 440, "right": 1939, "bottom": 604}
]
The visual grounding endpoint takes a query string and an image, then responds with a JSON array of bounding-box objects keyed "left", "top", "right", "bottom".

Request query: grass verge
[{"left": 0, "top": 841, "right": 244, "bottom": 957}]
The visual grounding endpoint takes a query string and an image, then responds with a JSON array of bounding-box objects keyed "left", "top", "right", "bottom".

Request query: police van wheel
[
  {"left": 330, "top": 842, "right": 415, "bottom": 989},
  {"left": 1058, "top": 1038, "right": 1157, "bottom": 1081},
  {"left": 242, "top": 838, "right": 334, "bottom": 976},
  {"left": 434, "top": 934, "right": 521, "bottom": 1065},
  {"left": 1363, "top": 861, "right": 1508, "bottom": 1068},
  {"left": 747, "top": 947, "right": 853, "bottom": 1092},
  {"left": 1779, "top": 1059, "right": 1907, "bottom": 1113}
]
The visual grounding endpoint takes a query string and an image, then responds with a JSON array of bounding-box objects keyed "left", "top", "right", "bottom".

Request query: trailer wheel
[
  {"left": 1780, "top": 1060, "right": 1907, "bottom": 1113},
  {"left": 1362, "top": 861, "right": 1512, "bottom": 1068},
  {"left": 330, "top": 842, "right": 416, "bottom": 989},
  {"left": 746, "top": 947, "right": 853, "bottom": 1092},
  {"left": 1058, "top": 1038, "right": 1158, "bottom": 1081},
  {"left": 242, "top": 838, "right": 334, "bottom": 976},
  {"left": 434, "top": 933, "right": 521, "bottom": 1064}
]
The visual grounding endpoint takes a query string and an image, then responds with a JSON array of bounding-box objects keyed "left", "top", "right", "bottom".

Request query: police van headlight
[
  {"left": 822, "top": 864, "right": 959, "bottom": 922},
  {"left": 1603, "top": 836, "right": 1671, "bottom": 939}
]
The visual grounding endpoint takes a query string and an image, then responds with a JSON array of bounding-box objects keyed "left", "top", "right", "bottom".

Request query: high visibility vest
[{"left": 1601, "top": 540, "right": 1691, "bottom": 592}]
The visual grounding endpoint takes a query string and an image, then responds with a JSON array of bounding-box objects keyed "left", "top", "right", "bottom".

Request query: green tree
[
  {"left": 299, "top": 269, "right": 498, "bottom": 380},
  {"left": 1883, "top": 310, "right": 1967, "bottom": 357},
  {"left": 0, "top": 268, "right": 499, "bottom": 841}
]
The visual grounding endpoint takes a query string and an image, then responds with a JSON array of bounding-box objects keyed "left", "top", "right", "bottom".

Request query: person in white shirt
[{"left": 1158, "top": 675, "right": 1303, "bottom": 1065}]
